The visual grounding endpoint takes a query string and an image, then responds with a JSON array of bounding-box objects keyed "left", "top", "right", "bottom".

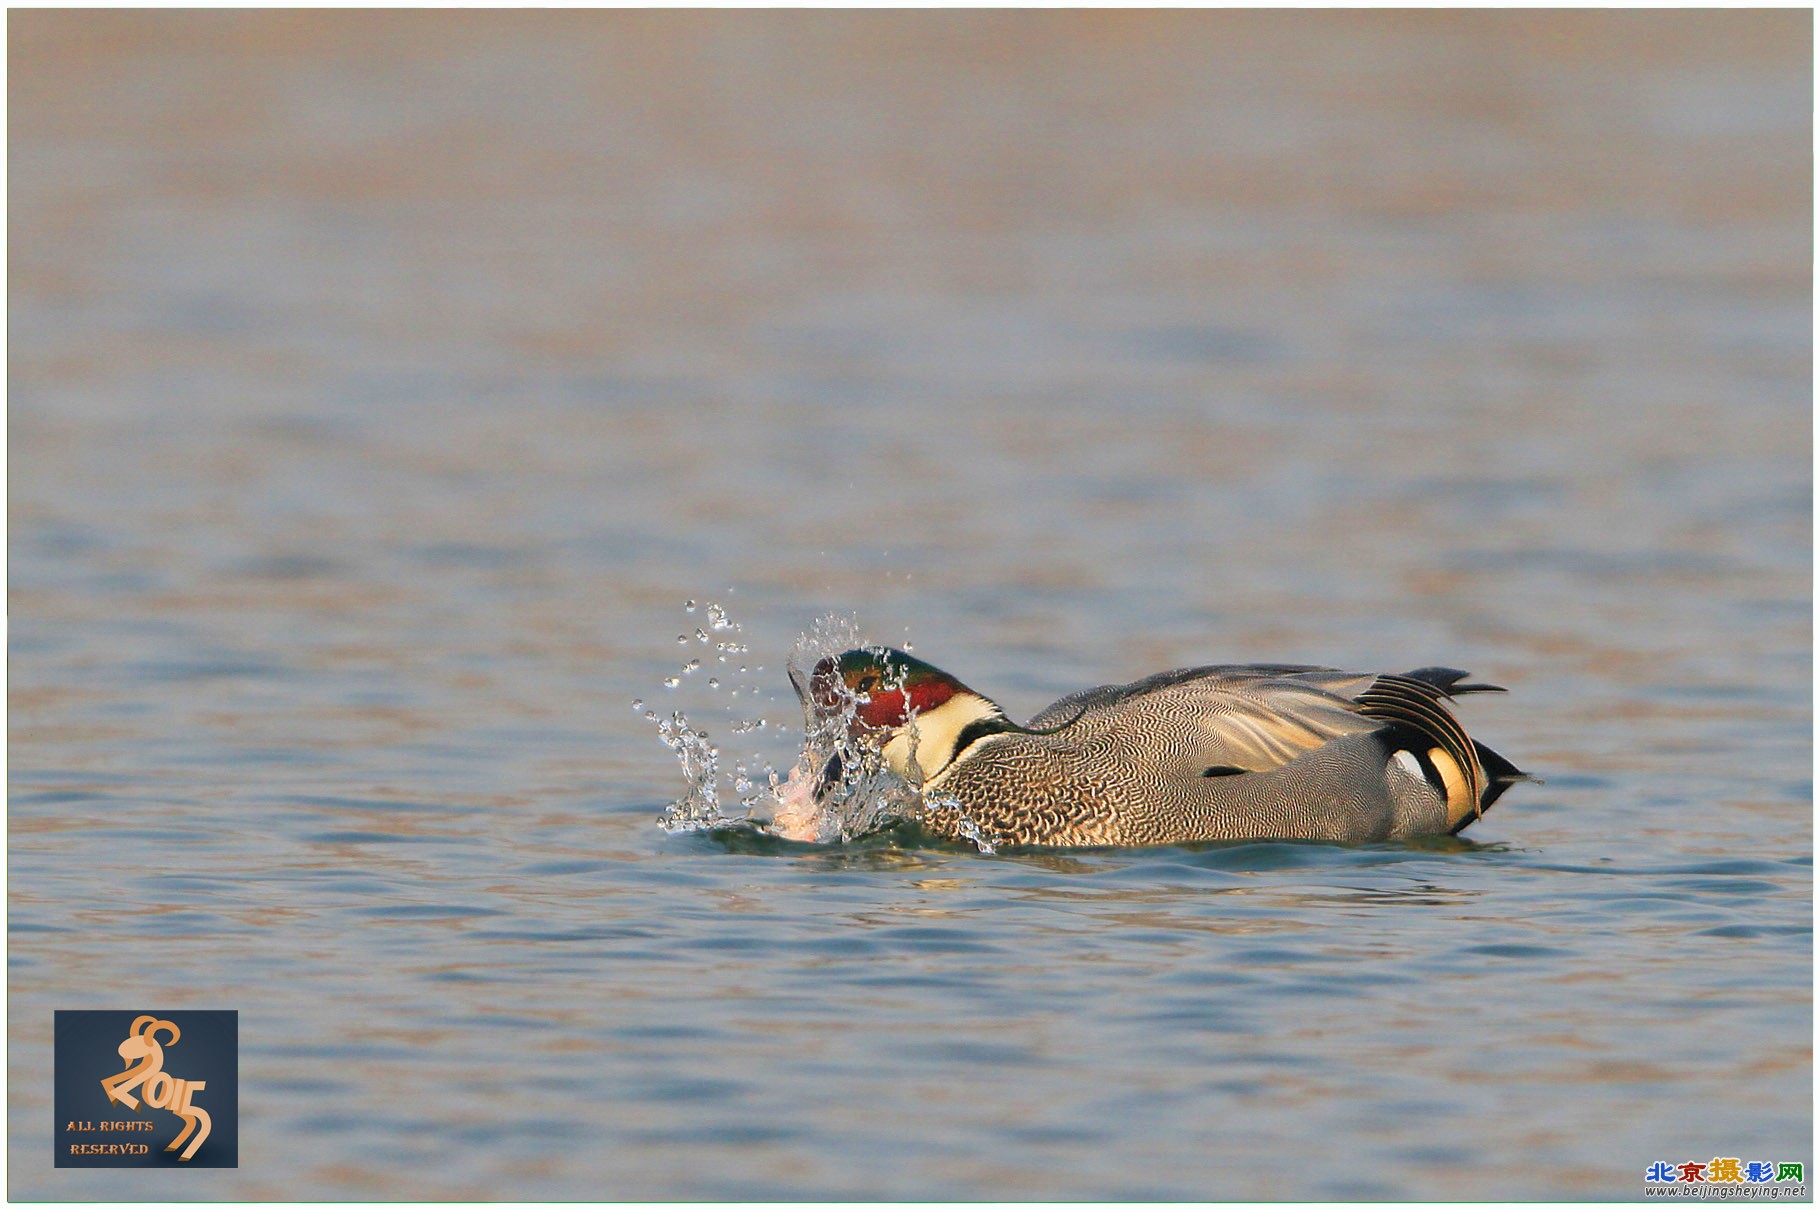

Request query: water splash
[
  {"left": 650, "top": 600, "right": 784, "bottom": 834},
  {"left": 924, "top": 793, "right": 1000, "bottom": 855},
  {"left": 758, "top": 615, "right": 926, "bottom": 843},
  {"left": 653, "top": 710, "right": 726, "bottom": 832},
  {"left": 649, "top": 608, "right": 994, "bottom": 849}
]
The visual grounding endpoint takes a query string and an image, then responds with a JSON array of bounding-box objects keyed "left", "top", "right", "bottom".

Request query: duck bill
[
  {"left": 813, "top": 751, "right": 843, "bottom": 800},
  {"left": 788, "top": 665, "right": 814, "bottom": 725}
]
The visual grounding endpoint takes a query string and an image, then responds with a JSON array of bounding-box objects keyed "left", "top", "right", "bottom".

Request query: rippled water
[{"left": 10, "top": 10, "right": 1811, "bottom": 1200}]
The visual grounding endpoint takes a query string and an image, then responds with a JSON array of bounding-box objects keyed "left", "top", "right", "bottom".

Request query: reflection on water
[{"left": 10, "top": 8, "right": 1811, "bottom": 1201}]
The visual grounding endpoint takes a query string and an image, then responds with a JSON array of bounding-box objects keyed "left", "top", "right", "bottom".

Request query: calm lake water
[{"left": 10, "top": 10, "right": 1811, "bottom": 1200}]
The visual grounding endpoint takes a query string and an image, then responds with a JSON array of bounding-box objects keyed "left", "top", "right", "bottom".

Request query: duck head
[{"left": 792, "top": 647, "right": 1011, "bottom": 788}]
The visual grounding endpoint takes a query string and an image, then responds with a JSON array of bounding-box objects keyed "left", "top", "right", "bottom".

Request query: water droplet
[
  {"left": 695, "top": 629, "right": 710, "bottom": 643},
  {"left": 663, "top": 676, "right": 680, "bottom": 688},
  {"left": 684, "top": 600, "right": 697, "bottom": 612},
  {"left": 631, "top": 699, "right": 644, "bottom": 711},
  {"left": 708, "top": 678, "right": 720, "bottom": 688},
  {"left": 676, "top": 634, "right": 690, "bottom": 644},
  {"left": 684, "top": 659, "right": 701, "bottom": 672}
]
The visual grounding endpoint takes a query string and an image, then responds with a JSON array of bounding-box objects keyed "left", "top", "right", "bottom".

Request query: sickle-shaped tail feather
[{"left": 1356, "top": 672, "right": 1491, "bottom": 828}]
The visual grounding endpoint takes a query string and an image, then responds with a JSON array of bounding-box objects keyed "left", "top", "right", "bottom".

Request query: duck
[{"left": 771, "top": 647, "right": 1529, "bottom": 848}]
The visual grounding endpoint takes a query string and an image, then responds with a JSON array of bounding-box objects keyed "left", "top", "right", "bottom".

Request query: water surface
[{"left": 9, "top": 10, "right": 1811, "bottom": 1199}]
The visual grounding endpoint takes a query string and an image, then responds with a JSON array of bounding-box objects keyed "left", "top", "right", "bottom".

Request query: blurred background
[{"left": 10, "top": 10, "right": 1810, "bottom": 1200}]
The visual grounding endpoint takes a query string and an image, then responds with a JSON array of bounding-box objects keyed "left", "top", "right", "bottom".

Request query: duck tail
[
  {"left": 1449, "top": 739, "right": 1538, "bottom": 834},
  {"left": 1361, "top": 668, "right": 1535, "bottom": 834},
  {"left": 1400, "top": 666, "right": 1507, "bottom": 696}
]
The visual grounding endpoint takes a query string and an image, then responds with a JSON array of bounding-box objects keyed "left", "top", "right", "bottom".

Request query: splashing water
[
  {"left": 922, "top": 793, "right": 1000, "bottom": 856},
  {"left": 646, "top": 600, "right": 784, "bottom": 833},
  {"left": 648, "top": 608, "right": 992, "bottom": 849},
  {"left": 762, "top": 614, "right": 925, "bottom": 843}
]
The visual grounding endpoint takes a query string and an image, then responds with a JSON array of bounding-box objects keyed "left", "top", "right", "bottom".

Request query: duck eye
[{"left": 854, "top": 674, "right": 879, "bottom": 693}]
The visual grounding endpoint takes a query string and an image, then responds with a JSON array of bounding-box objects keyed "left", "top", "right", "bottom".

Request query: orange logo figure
[{"left": 98, "top": 1016, "right": 211, "bottom": 1161}]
